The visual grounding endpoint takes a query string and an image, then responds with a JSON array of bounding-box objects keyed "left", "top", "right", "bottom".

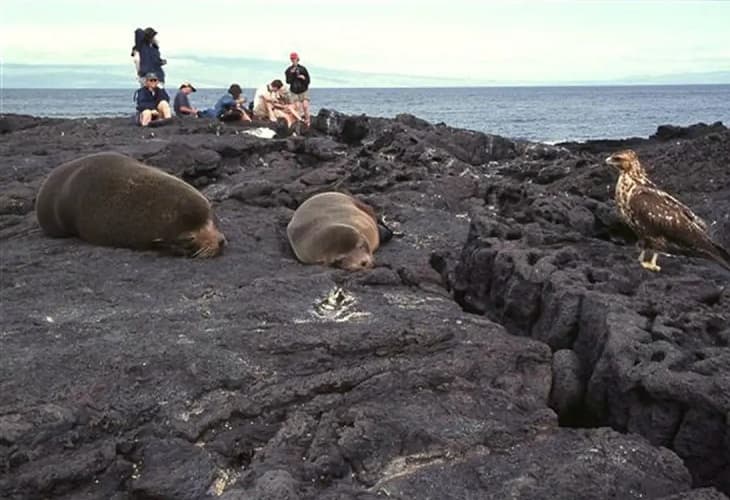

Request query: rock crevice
[{"left": 1, "top": 111, "right": 728, "bottom": 498}]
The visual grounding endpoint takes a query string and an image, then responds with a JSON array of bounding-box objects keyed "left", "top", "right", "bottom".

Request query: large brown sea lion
[
  {"left": 35, "top": 152, "right": 225, "bottom": 257},
  {"left": 287, "top": 192, "right": 386, "bottom": 271}
]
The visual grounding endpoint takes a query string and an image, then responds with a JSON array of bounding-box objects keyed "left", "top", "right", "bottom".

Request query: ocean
[{"left": 1, "top": 85, "right": 728, "bottom": 144}]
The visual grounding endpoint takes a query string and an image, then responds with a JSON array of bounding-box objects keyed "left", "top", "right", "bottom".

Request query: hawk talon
[
  {"left": 640, "top": 260, "right": 661, "bottom": 272},
  {"left": 640, "top": 252, "right": 661, "bottom": 272}
]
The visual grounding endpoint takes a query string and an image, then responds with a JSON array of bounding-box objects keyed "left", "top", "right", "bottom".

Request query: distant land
[
  {"left": 615, "top": 70, "right": 730, "bottom": 86},
  {"left": 2, "top": 56, "right": 730, "bottom": 88},
  {"left": 1, "top": 56, "right": 484, "bottom": 89}
]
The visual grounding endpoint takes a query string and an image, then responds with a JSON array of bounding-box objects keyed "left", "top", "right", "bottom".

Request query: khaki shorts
[
  {"left": 254, "top": 107, "right": 288, "bottom": 121},
  {"left": 289, "top": 90, "right": 310, "bottom": 103},
  {"left": 253, "top": 106, "right": 269, "bottom": 119}
]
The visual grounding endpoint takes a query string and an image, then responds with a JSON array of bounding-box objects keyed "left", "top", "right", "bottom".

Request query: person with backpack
[
  {"left": 131, "top": 27, "right": 167, "bottom": 86},
  {"left": 284, "top": 52, "right": 311, "bottom": 126},
  {"left": 134, "top": 72, "right": 172, "bottom": 126}
]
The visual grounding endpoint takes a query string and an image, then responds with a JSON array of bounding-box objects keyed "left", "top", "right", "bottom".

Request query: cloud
[{"left": 1, "top": 0, "right": 729, "bottom": 84}]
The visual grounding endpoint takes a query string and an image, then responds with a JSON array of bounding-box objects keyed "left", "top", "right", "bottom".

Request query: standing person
[
  {"left": 284, "top": 52, "right": 311, "bottom": 126},
  {"left": 173, "top": 82, "right": 199, "bottom": 117},
  {"left": 253, "top": 79, "right": 301, "bottom": 128},
  {"left": 131, "top": 46, "right": 141, "bottom": 84},
  {"left": 133, "top": 27, "right": 167, "bottom": 86},
  {"left": 134, "top": 72, "right": 171, "bottom": 126}
]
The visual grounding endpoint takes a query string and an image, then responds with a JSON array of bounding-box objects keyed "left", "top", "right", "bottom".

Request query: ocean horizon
[{"left": 2, "top": 84, "right": 729, "bottom": 144}]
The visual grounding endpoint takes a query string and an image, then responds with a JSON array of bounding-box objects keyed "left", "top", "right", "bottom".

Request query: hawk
[{"left": 605, "top": 149, "right": 730, "bottom": 272}]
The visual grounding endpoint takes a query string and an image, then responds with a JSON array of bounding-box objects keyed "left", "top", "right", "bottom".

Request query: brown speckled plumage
[{"left": 605, "top": 149, "right": 730, "bottom": 272}]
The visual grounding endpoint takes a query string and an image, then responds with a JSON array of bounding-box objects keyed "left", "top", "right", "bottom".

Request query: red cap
[{"left": 290, "top": 52, "right": 299, "bottom": 60}]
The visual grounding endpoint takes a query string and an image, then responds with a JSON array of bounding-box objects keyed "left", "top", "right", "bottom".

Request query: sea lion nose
[{"left": 218, "top": 234, "right": 227, "bottom": 247}]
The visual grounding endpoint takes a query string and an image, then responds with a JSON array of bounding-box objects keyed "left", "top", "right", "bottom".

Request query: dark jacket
[
  {"left": 285, "top": 64, "right": 310, "bottom": 94},
  {"left": 135, "top": 87, "right": 170, "bottom": 111},
  {"left": 134, "top": 28, "right": 166, "bottom": 82}
]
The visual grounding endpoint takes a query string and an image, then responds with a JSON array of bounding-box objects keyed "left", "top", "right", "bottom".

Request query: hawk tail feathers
[{"left": 709, "top": 242, "right": 730, "bottom": 271}]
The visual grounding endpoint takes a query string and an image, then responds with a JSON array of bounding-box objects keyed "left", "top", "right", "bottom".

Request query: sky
[{"left": 1, "top": 0, "right": 729, "bottom": 87}]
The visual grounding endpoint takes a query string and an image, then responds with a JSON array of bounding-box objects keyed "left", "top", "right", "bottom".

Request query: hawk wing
[{"left": 628, "top": 186, "right": 714, "bottom": 254}]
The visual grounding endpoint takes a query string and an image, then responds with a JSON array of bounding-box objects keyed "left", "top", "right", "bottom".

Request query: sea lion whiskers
[
  {"left": 173, "top": 219, "right": 225, "bottom": 258},
  {"left": 331, "top": 238, "right": 374, "bottom": 271},
  {"left": 194, "top": 219, "right": 226, "bottom": 257},
  {"left": 191, "top": 243, "right": 218, "bottom": 259}
]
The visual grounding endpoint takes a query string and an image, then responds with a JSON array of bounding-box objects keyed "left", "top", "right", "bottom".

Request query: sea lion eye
[
  {"left": 360, "top": 260, "right": 368, "bottom": 267},
  {"left": 177, "top": 234, "right": 196, "bottom": 243}
]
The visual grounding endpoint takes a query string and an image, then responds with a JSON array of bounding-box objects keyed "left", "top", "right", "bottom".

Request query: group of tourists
[{"left": 131, "top": 27, "right": 312, "bottom": 131}]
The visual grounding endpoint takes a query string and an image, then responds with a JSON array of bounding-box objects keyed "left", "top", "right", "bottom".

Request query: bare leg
[
  {"left": 637, "top": 249, "right": 645, "bottom": 263},
  {"left": 302, "top": 99, "right": 310, "bottom": 126},
  {"left": 266, "top": 102, "right": 277, "bottom": 122},
  {"left": 283, "top": 112, "right": 296, "bottom": 127},
  {"left": 139, "top": 109, "right": 153, "bottom": 126},
  {"left": 283, "top": 104, "right": 302, "bottom": 123},
  {"left": 274, "top": 109, "right": 296, "bottom": 127},
  {"left": 157, "top": 101, "right": 172, "bottom": 119}
]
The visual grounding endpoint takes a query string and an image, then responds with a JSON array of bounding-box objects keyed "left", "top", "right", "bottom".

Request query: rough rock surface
[
  {"left": 450, "top": 119, "right": 730, "bottom": 494},
  {"left": 1, "top": 111, "right": 728, "bottom": 499}
]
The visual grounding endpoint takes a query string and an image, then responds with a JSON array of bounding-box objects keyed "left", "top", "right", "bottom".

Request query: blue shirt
[{"left": 213, "top": 93, "right": 237, "bottom": 117}]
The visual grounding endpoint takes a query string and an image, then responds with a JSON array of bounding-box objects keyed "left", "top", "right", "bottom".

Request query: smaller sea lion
[
  {"left": 287, "top": 192, "right": 387, "bottom": 271},
  {"left": 35, "top": 152, "right": 225, "bottom": 257}
]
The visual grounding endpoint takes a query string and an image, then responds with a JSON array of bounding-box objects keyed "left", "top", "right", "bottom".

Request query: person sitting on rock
[
  {"left": 173, "top": 82, "right": 199, "bottom": 117},
  {"left": 134, "top": 72, "right": 172, "bottom": 126},
  {"left": 200, "top": 84, "right": 252, "bottom": 122},
  {"left": 253, "top": 79, "right": 301, "bottom": 129}
]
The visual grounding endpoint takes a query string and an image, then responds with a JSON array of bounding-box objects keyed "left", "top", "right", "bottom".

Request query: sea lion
[
  {"left": 287, "top": 192, "right": 384, "bottom": 271},
  {"left": 35, "top": 152, "right": 225, "bottom": 257}
]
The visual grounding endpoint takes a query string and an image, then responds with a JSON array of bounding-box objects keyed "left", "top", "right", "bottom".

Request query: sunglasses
[{"left": 148, "top": 78, "right": 159, "bottom": 82}]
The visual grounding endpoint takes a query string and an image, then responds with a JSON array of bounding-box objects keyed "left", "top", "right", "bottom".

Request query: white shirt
[{"left": 253, "top": 85, "right": 279, "bottom": 115}]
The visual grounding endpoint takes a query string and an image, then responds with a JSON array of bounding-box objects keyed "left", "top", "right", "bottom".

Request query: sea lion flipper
[
  {"left": 378, "top": 215, "right": 402, "bottom": 244},
  {"left": 378, "top": 221, "right": 394, "bottom": 244}
]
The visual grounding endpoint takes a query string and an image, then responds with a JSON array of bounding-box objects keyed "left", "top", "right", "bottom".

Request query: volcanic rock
[{"left": 1, "top": 111, "right": 728, "bottom": 499}]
